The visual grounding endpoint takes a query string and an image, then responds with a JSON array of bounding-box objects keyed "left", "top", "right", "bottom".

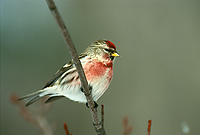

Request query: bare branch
[
  {"left": 45, "top": 0, "right": 105, "bottom": 134},
  {"left": 101, "top": 105, "right": 104, "bottom": 128},
  {"left": 147, "top": 120, "right": 152, "bottom": 135}
]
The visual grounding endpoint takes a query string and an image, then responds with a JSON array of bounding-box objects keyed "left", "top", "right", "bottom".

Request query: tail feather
[
  {"left": 18, "top": 90, "right": 45, "bottom": 101},
  {"left": 25, "top": 95, "right": 43, "bottom": 106},
  {"left": 19, "top": 88, "right": 55, "bottom": 106},
  {"left": 18, "top": 90, "right": 48, "bottom": 106},
  {"left": 18, "top": 87, "right": 63, "bottom": 106},
  {"left": 45, "top": 95, "right": 64, "bottom": 103}
]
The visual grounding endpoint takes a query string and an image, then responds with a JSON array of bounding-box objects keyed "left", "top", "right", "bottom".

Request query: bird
[{"left": 18, "top": 39, "right": 119, "bottom": 107}]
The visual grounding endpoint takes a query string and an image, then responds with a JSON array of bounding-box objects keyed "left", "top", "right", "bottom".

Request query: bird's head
[{"left": 85, "top": 39, "right": 120, "bottom": 61}]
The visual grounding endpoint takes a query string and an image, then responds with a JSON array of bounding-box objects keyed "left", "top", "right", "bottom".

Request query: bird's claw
[
  {"left": 86, "top": 101, "right": 98, "bottom": 108},
  {"left": 81, "top": 85, "right": 92, "bottom": 93}
]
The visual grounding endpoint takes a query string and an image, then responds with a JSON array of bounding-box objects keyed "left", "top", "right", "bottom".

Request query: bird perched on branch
[{"left": 19, "top": 39, "right": 119, "bottom": 107}]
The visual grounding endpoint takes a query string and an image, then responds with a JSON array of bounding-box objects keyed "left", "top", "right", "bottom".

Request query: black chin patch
[{"left": 110, "top": 56, "right": 114, "bottom": 60}]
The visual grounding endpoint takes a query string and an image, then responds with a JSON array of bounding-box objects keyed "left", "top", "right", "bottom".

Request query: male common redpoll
[{"left": 19, "top": 39, "right": 119, "bottom": 106}]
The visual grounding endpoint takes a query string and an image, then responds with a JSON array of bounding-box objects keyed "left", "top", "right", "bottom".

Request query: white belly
[{"left": 59, "top": 70, "right": 112, "bottom": 103}]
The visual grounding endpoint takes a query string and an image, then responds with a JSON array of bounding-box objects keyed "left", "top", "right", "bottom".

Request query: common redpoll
[{"left": 19, "top": 39, "right": 119, "bottom": 106}]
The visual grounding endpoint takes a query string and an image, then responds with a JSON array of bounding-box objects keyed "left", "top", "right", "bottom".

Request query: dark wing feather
[
  {"left": 43, "top": 54, "right": 87, "bottom": 89},
  {"left": 43, "top": 62, "right": 73, "bottom": 89},
  {"left": 78, "top": 53, "right": 87, "bottom": 59}
]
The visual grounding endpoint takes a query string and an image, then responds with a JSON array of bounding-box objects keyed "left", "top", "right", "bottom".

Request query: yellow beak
[{"left": 111, "top": 52, "right": 120, "bottom": 57}]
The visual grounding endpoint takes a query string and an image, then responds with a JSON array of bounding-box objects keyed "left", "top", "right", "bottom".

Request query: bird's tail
[{"left": 18, "top": 87, "right": 59, "bottom": 106}]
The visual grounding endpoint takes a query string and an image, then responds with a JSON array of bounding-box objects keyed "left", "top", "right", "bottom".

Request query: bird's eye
[{"left": 104, "top": 48, "right": 111, "bottom": 52}]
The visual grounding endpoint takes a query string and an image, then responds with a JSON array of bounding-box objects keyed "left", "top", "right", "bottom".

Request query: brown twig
[
  {"left": 10, "top": 93, "right": 35, "bottom": 123},
  {"left": 101, "top": 105, "right": 104, "bottom": 128},
  {"left": 10, "top": 93, "right": 54, "bottom": 135},
  {"left": 64, "top": 123, "right": 72, "bottom": 135},
  {"left": 122, "top": 116, "right": 133, "bottom": 135},
  {"left": 45, "top": 0, "right": 105, "bottom": 134},
  {"left": 147, "top": 120, "right": 152, "bottom": 135}
]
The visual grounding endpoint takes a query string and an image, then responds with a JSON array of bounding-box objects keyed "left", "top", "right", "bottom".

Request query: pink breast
[{"left": 84, "top": 60, "right": 113, "bottom": 81}]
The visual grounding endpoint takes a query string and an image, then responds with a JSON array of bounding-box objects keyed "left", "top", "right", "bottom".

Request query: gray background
[{"left": 1, "top": 0, "right": 200, "bottom": 135}]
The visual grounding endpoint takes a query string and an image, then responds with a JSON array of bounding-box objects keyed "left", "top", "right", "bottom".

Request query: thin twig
[
  {"left": 64, "top": 123, "right": 72, "bottom": 135},
  {"left": 45, "top": 0, "right": 105, "bottom": 134},
  {"left": 10, "top": 93, "right": 54, "bottom": 135},
  {"left": 147, "top": 120, "right": 152, "bottom": 135},
  {"left": 101, "top": 105, "right": 104, "bottom": 128},
  {"left": 122, "top": 116, "right": 133, "bottom": 135}
]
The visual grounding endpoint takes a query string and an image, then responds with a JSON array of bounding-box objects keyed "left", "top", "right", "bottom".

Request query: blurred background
[{"left": 1, "top": 0, "right": 200, "bottom": 135}]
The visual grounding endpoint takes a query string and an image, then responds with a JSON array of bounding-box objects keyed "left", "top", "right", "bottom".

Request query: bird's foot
[
  {"left": 94, "top": 101, "right": 98, "bottom": 108},
  {"left": 86, "top": 101, "right": 98, "bottom": 108},
  {"left": 80, "top": 87, "right": 84, "bottom": 92},
  {"left": 81, "top": 85, "right": 92, "bottom": 93}
]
